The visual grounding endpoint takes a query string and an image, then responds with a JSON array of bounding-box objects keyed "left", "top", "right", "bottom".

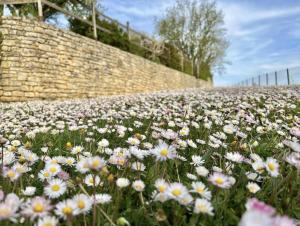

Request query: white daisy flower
[
  {"left": 44, "top": 179, "right": 67, "bottom": 199},
  {"left": 194, "top": 198, "right": 214, "bottom": 215},
  {"left": 73, "top": 194, "right": 93, "bottom": 214},
  {"left": 246, "top": 182, "right": 261, "bottom": 193},
  {"left": 132, "top": 180, "right": 145, "bottom": 192},
  {"left": 265, "top": 157, "right": 279, "bottom": 177},
  {"left": 84, "top": 174, "right": 101, "bottom": 187},
  {"left": 150, "top": 141, "right": 177, "bottom": 161},
  {"left": 116, "top": 178, "right": 130, "bottom": 188},
  {"left": 191, "top": 182, "right": 212, "bottom": 200},
  {"left": 55, "top": 199, "right": 79, "bottom": 219}
]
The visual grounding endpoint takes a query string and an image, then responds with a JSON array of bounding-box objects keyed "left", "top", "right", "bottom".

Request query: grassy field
[{"left": 0, "top": 87, "right": 299, "bottom": 226}]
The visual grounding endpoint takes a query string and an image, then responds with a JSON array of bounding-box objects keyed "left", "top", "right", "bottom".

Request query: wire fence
[{"left": 236, "top": 66, "right": 300, "bottom": 87}]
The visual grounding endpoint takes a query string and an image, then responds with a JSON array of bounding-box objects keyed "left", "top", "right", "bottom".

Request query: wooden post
[
  {"left": 275, "top": 71, "right": 278, "bottom": 86},
  {"left": 252, "top": 77, "right": 254, "bottom": 86},
  {"left": 266, "top": 73, "right": 268, "bottom": 86},
  {"left": 287, "top": 68, "right": 290, "bottom": 85},
  {"left": 180, "top": 51, "right": 184, "bottom": 72},
  {"left": 92, "top": 0, "right": 97, "bottom": 40},
  {"left": 37, "top": 0, "right": 43, "bottom": 21},
  {"left": 258, "top": 75, "right": 261, "bottom": 86},
  {"left": 126, "top": 21, "right": 130, "bottom": 40}
]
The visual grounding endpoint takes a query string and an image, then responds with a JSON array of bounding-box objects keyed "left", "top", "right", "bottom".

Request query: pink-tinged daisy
[
  {"left": 208, "top": 172, "right": 233, "bottom": 189},
  {"left": 0, "top": 193, "right": 21, "bottom": 221},
  {"left": 21, "top": 196, "right": 52, "bottom": 220}
]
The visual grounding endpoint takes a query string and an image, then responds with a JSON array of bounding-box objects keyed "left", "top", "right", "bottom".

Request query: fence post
[
  {"left": 126, "top": 21, "right": 130, "bottom": 40},
  {"left": 37, "top": 0, "right": 43, "bottom": 21},
  {"left": 266, "top": 73, "right": 268, "bottom": 86},
  {"left": 92, "top": 0, "right": 98, "bottom": 40},
  {"left": 287, "top": 68, "right": 290, "bottom": 85},
  {"left": 275, "top": 71, "right": 278, "bottom": 86}
]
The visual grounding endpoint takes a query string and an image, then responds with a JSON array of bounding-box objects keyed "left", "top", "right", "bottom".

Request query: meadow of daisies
[{"left": 0, "top": 87, "right": 300, "bottom": 226}]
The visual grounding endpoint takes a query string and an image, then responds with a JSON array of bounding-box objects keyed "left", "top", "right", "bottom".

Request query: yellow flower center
[
  {"left": 158, "top": 185, "right": 166, "bottom": 193},
  {"left": 44, "top": 172, "right": 50, "bottom": 177},
  {"left": 172, "top": 189, "right": 182, "bottom": 197},
  {"left": 92, "top": 159, "right": 100, "bottom": 168},
  {"left": 51, "top": 184, "right": 60, "bottom": 191},
  {"left": 77, "top": 200, "right": 85, "bottom": 209},
  {"left": 268, "top": 163, "right": 275, "bottom": 171},
  {"left": 49, "top": 167, "right": 57, "bottom": 173},
  {"left": 63, "top": 206, "right": 73, "bottom": 215},
  {"left": 89, "top": 178, "right": 94, "bottom": 184},
  {"left": 33, "top": 203, "right": 44, "bottom": 213},
  {"left": 66, "top": 160, "right": 73, "bottom": 165},
  {"left": 7, "top": 170, "right": 16, "bottom": 178},
  {"left": 0, "top": 207, "right": 11, "bottom": 217},
  {"left": 160, "top": 149, "right": 169, "bottom": 157},
  {"left": 196, "top": 187, "right": 204, "bottom": 193},
  {"left": 215, "top": 177, "right": 224, "bottom": 185},
  {"left": 44, "top": 223, "right": 53, "bottom": 226},
  {"left": 197, "top": 204, "right": 208, "bottom": 212}
]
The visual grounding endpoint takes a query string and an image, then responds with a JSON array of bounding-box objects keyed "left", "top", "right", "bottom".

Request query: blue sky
[{"left": 99, "top": 0, "right": 300, "bottom": 86}]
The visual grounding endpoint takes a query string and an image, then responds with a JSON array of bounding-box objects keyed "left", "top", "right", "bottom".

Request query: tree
[{"left": 157, "top": 0, "right": 229, "bottom": 80}]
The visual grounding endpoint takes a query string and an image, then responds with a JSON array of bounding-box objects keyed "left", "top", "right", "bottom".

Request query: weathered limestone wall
[{"left": 0, "top": 17, "right": 211, "bottom": 102}]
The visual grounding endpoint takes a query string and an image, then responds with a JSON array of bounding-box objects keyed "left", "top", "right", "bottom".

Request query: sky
[{"left": 99, "top": 0, "right": 300, "bottom": 86}]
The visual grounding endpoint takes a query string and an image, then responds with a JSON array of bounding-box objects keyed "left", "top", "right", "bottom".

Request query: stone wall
[{"left": 0, "top": 17, "right": 211, "bottom": 102}]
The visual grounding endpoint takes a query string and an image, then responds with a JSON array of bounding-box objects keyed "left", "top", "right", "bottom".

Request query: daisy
[
  {"left": 208, "top": 172, "right": 233, "bottom": 189},
  {"left": 166, "top": 182, "right": 189, "bottom": 200},
  {"left": 191, "top": 155, "right": 205, "bottom": 166},
  {"left": 21, "top": 186, "right": 36, "bottom": 196},
  {"left": 87, "top": 156, "right": 106, "bottom": 170},
  {"left": 178, "top": 194, "right": 194, "bottom": 206},
  {"left": 179, "top": 127, "right": 189, "bottom": 136},
  {"left": 155, "top": 179, "right": 168, "bottom": 193},
  {"left": 151, "top": 141, "right": 177, "bottom": 161},
  {"left": 191, "top": 182, "right": 212, "bottom": 200},
  {"left": 94, "top": 194, "right": 112, "bottom": 204},
  {"left": 55, "top": 199, "right": 79, "bottom": 219},
  {"left": 252, "top": 161, "right": 265, "bottom": 174},
  {"left": 195, "top": 166, "right": 209, "bottom": 177},
  {"left": 116, "top": 178, "right": 130, "bottom": 188},
  {"left": 21, "top": 196, "right": 52, "bottom": 220},
  {"left": 265, "top": 157, "right": 279, "bottom": 177},
  {"left": 246, "top": 182, "right": 261, "bottom": 193},
  {"left": 38, "top": 169, "right": 53, "bottom": 181},
  {"left": 194, "top": 198, "right": 214, "bottom": 215},
  {"left": 131, "top": 162, "right": 146, "bottom": 171},
  {"left": 0, "top": 193, "right": 21, "bottom": 221},
  {"left": 45, "top": 163, "right": 61, "bottom": 176},
  {"left": 84, "top": 174, "right": 101, "bottom": 187},
  {"left": 73, "top": 194, "right": 93, "bottom": 214},
  {"left": 132, "top": 180, "right": 145, "bottom": 192},
  {"left": 36, "top": 216, "right": 58, "bottom": 226},
  {"left": 71, "top": 146, "right": 84, "bottom": 155},
  {"left": 3, "top": 168, "right": 20, "bottom": 181},
  {"left": 44, "top": 179, "right": 67, "bottom": 199},
  {"left": 225, "top": 152, "right": 244, "bottom": 163}
]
